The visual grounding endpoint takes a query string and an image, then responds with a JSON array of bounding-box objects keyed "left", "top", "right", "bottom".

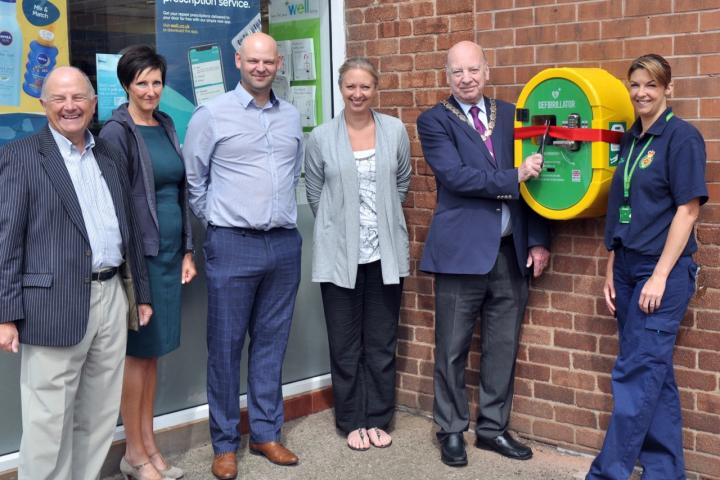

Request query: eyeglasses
[{"left": 447, "top": 65, "right": 486, "bottom": 79}]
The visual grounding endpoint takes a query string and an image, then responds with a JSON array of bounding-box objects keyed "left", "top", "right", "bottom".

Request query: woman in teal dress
[{"left": 100, "top": 45, "right": 196, "bottom": 480}]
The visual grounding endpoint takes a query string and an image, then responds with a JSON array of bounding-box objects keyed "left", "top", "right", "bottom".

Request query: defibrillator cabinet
[{"left": 514, "top": 68, "right": 634, "bottom": 220}]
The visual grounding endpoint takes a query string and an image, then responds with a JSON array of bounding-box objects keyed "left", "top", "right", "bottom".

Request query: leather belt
[{"left": 91, "top": 267, "right": 118, "bottom": 282}]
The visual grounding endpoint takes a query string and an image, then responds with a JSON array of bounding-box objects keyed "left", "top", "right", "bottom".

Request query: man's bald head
[{"left": 445, "top": 41, "right": 489, "bottom": 105}]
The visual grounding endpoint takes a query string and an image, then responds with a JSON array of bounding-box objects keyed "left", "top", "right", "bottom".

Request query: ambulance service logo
[{"left": 640, "top": 150, "right": 655, "bottom": 169}]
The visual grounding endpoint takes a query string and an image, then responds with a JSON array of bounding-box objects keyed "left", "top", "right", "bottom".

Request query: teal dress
[{"left": 126, "top": 125, "right": 184, "bottom": 358}]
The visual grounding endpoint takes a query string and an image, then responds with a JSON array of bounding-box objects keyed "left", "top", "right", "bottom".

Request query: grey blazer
[
  {"left": 0, "top": 126, "right": 152, "bottom": 346},
  {"left": 305, "top": 111, "right": 411, "bottom": 288}
]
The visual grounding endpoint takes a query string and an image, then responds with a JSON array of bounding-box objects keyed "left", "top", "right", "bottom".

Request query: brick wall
[{"left": 345, "top": 1, "right": 720, "bottom": 478}]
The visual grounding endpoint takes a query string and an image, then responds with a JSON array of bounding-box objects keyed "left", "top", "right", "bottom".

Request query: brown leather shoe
[
  {"left": 211, "top": 452, "right": 237, "bottom": 479},
  {"left": 249, "top": 441, "right": 299, "bottom": 466}
]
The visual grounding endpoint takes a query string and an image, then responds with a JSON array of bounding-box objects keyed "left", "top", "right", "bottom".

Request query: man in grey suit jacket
[{"left": 0, "top": 66, "right": 152, "bottom": 480}]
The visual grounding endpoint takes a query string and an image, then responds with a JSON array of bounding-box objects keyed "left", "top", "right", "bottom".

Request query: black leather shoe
[
  {"left": 475, "top": 431, "right": 533, "bottom": 460},
  {"left": 440, "top": 432, "right": 468, "bottom": 467}
]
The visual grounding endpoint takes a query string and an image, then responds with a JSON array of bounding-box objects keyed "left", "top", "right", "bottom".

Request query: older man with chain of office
[{"left": 417, "top": 41, "right": 551, "bottom": 467}]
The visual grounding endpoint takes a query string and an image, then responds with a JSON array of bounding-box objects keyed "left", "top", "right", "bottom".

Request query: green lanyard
[
  {"left": 622, "top": 111, "right": 674, "bottom": 201},
  {"left": 622, "top": 135, "right": 654, "bottom": 201}
]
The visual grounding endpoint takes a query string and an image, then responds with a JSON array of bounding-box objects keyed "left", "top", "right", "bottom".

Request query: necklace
[{"left": 441, "top": 98, "right": 497, "bottom": 141}]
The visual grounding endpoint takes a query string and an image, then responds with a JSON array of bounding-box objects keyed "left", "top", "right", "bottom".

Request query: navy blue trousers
[
  {"left": 587, "top": 249, "right": 697, "bottom": 480},
  {"left": 204, "top": 225, "right": 301, "bottom": 454}
]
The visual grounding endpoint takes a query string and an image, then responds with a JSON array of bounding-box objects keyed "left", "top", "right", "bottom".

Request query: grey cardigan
[
  {"left": 305, "top": 110, "right": 411, "bottom": 288},
  {"left": 99, "top": 104, "right": 193, "bottom": 257}
]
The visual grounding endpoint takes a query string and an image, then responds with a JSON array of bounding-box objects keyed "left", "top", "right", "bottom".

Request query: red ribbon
[{"left": 514, "top": 125, "right": 624, "bottom": 144}]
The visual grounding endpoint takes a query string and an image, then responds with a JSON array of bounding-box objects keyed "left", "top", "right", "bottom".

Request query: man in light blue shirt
[{"left": 183, "top": 32, "right": 303, "bottom": 480}]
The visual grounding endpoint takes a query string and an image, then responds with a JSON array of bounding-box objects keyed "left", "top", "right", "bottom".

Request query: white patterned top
[{"left": 354, "top": 148, "right": 380, "bottom": 264}]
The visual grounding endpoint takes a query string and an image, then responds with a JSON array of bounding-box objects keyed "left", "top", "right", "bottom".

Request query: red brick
[
  {"left": 513, "top": 396, "right": 554, "bottom": 419},
  {"left": 697, "top": 393, "right": 720, "bottom": 414},
  {"left": 437, "top": 0, "right": 473, "bottom": 15},
  {"left": 572, "top": 351, "right": 615, "bottom": 373},
  {"left": 578, "top": 0, "right": 622, "bottom": 21},
  {"left": 397, "top": 340, "right": 433, "bottom": 361},
  {"left": 520, "top": 325, "right": 552, "bottom": 345},
  {"left": 700, "top": 9, "right": 720, "bottom": 30},
  {"left": 400, "top": 36, "right": 435, "bottom": 54},
  {"left": 553, "top": 255, "right": 598, "bottom": 275},
  {"left": 555, "top": 330, "right": 597, "bottom": 352},
  {"left": 535, "top": 383, "right": 575, "bottom": 404},
  {"left": 576, "top": 391, "right": 613, "bottom": 411},
  {"left": 535, "top": 43, "right": 578, "bottom": 65},
  {"left": 535, "top": 4, "right": 577, "bottom": 24},
  {"left": 533, "top": 272, "right": 574, "bottom": 292},
  {"left": 676, "top": 0, "right": 720, "bottom": 13},
  {"left": 528, "top": 346, "right": 571, "bottom": 368},
  {"left": 379, "top": 54, "right": 414, "bottom": 72},
  {"left": 495, "top": 46, "right": 534, "bottom": 66},
  {"left": 677, "top": 328, "right": 720, "bottom": 350},
  {"left": 413, "top": 17, "right": 448, "bottom": 35},
  {"left": 345, "top": 8, "right": 364, "bottom": 25},
  {"left": 435, "top": 31, "right": 476, "bottom": 51},
  {"left": 599, "top": 336, "right": 618, "bottom": 356},
  {"left": 674, "top": 347, "right": 698, "bottom": 369},
  {"left": 684, "top": 409, "right": 720, "bottom": 434},
  {"left": 625, "top": 0, "right": 672, "bottom": 16},
  {"left": 697, "top": 432, "right": 720, "bottom": 456},
  {"left": 557, "top": 21, "right": 600, "bottom": 42},
  {"left": 396, "top": 356, "right": 419, "bottom": 375},
  {"left": 533, "top": 420, "right": 575, "bottom": 443},
  {"left": 552, "top": 369, "right": 596, "bottom": 391},
  {"left": 685, "top": 451, "right": 720, "bottom": 478},
  {"left": 399, "top": 1, "right": 434, "bottom": 19},
  {"left": 699, "top": 351, "right": 720, "bottom": 371},
  {"left": 450, "top": 14, "right": 474, "bottom": 32},
  {"left": 366, "top": 38, "right": 398, "bottom": 56},
  {"left": 364, "top": 5, "right": 398, "bottom": 23},
  {"left": 516, "top": 25, "right": 557, "bottom": 45},
  {"left": 348, "top": 23, "right": 378, "bottom": 41},
  {"left": 495, "top": 8, "right": 533, "bottom": 28},
  {"left": 601, "top": 17, "right": 647, "bottom": 39},
  {"left": 700, "top": 55, "right": 720, "bottom": 75},
  {"left": 555, "top": 405, "right": 597, "bottom": 428},
  {"left": 476, "top": 29, "right": 515, "bottom": 49},
  {"left": 516, "top": 361, "right": 551, "bottom": 381},
  {"left": 379, "top": 20, "right": 412, "bottom": 38},
  {"left": 400, "top": 307, "right": 434, "bottom": 326},
  {"left": 624, "top": 36, "right": 674, "bottom": 59},
  {"left": 551, "top": 292, "right": 596, "bottom": 315},
  {"left": 575, "top": 427, "right": 605, "bottom": 450},
  {"left": 573, "top": 315, "right": 616, "bottom": 336},
  {"left": 649, "top": 13, "right": 699, "bottom": 33},
  {"left": 529, "top": 309, "right": 573, "bottom": 328}
]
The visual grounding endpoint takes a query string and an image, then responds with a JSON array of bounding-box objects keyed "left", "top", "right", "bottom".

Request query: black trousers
[
  {"left": 321, "top": 261, "right": 403, "bottom": 433},
  {"left": 433, "top": 238, "right": 529, "bottom": 440}
]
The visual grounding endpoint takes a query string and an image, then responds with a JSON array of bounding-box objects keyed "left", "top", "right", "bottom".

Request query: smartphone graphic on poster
[{"left": 188, "top": 44, "right": 225, "bottom": 106}]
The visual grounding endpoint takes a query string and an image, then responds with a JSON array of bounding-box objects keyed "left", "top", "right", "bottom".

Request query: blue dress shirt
[{"left": 183, "top": 82, "right": 304, "bottom": 230}]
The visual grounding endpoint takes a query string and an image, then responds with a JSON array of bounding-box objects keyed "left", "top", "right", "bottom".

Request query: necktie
[{"left": 469, "top": 105, "right": 496, "bottom": 166}]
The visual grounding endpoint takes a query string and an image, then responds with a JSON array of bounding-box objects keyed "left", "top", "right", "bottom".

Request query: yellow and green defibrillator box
[{"left": 514, "top": 68, "right": 634, "bottom": 220}]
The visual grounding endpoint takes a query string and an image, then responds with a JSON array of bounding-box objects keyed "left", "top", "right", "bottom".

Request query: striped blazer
[{"left": 0, "top": 126, "right": 152, "bottom": 346}]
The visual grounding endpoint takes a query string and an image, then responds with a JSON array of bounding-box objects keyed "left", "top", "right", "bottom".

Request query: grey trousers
[
  {"left": 19, "top": 275, "right": 128, "bottom": 480},
  {"left": 433, "top": 239, "right": 529, "bottom": 440}
]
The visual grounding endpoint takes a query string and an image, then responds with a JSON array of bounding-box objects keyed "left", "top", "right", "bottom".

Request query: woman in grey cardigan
[{"left": 305, "top": 57, "right": 411, "bottom": 451}]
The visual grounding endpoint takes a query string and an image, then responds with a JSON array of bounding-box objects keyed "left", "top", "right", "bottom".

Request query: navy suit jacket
[
  {"left": 0, "top": 126, "right": 152, "bottom": 346},
  {"left": 417, "top": 96, "right": 550, "bottom": 276}
]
